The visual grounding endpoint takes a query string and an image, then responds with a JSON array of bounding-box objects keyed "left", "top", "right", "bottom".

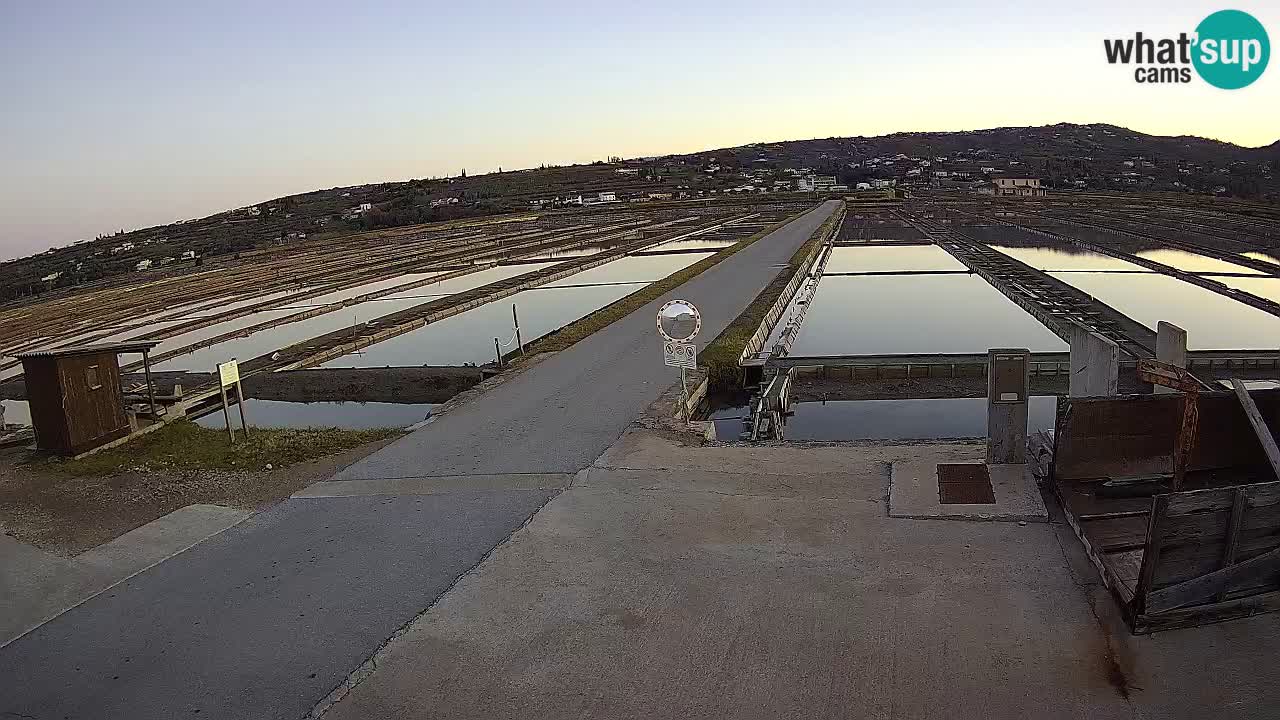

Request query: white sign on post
[
  {"left": 217, "top": 360, "right": 240, "bottom": 388},
  {"left": 664, "top": 340, "right": 697, "bottom": 369}
]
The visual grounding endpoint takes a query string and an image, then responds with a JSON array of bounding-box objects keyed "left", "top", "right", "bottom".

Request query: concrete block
[
  {"left": 1155, "top": 321, "right": 1188, "bottom": 395},
  {"left": 1069, "top": 326, "right": 1119, "bottom": 398},
  {"left": 889, "top": 460, "right": 1048, "bottom": 522},
  {"left": 987, "top": 349, "right": 1030, "bottom": 464}
]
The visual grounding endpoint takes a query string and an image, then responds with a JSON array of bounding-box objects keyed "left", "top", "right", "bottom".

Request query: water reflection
[
  {"left": 194, "top": 399, "right": 434, "bottom": 430},
  {"left": 1135, "top": 249, "right": 1262, "bottom": 275},
  {"left": 988, "top": 245, "right": 1149, "bottom": 272},
  {"left": 154, "top": 264, "right": 543, "bottom": 371},
  {"left": 823, "top": 245, "right": 966, "bottom": 273},
  {"left": 322, "top": 282, "right": 648, "bottom": 367},
  {"left": 1243, "top": 251, "right": 1280, "bottom": 266},
  {"left": 783, "top": 396, "right": 1058, "bottom": 441},
  {"left": 790, "top": 275, "right": 1067, "bottom": 356},
  {"left": 1050, "top": 272, "right": 1280, "bottom": 350}
]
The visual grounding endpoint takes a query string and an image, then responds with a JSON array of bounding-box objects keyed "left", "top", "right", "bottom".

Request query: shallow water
[
  {"left": 789, "top": 274, "right": 1067, "bottom": 356},
  {"left": 153, "top": 264, "right": 546, "bottom": 371},
  {"left": 1135, "top": 249, "right": 1263, "bottom": 276},
  {"left": 321, "top": 281, "right": 648, "bottom": 367},
  {"left": 783, "top": 396, "right": 1058, "bottom": 441},
  {"left": 194, "top": 399, "right": 434, "bottom": 430},
  {"left": 1050, "top": 272, "right": 1280, "bottom": 350},
  {"left": 987, "top": 245, "right": 1149, "bottom": 272},
  {"left": 823, "top": 245, "right": 966, "bottom": 274}
]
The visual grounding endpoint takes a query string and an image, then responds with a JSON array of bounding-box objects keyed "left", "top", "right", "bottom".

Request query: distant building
[
  {"left": 180, "top": 250, "right": 197, "bottom": 261},
  {"left": 992, "top": 177, "right": 1046, "bottom": 197},
  {"left": 582, "top": 191, "right": 618, "bottom": 205},
  {"left": 134, "top": 259, "right": 152, "bottom": 271},
  {"left": 855, "top": 182, "right": 871, "bottom": 191},
  {"left": 813, "top": 176, "right": 838, "bottom": 192},
  {"left": 795, "top": 176, "right": 816, "bottom": 192},
  {"left": 615, "top": 168, "right": 640, "bottom": 175}
]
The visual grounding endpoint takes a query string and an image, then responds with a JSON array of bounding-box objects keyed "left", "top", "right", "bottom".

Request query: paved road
[
  {"left": 0, "top": 201, "right": 839, "bottom": 720},
  {"left": 336, "top": 200, "right": 840, "bottom": 478}
]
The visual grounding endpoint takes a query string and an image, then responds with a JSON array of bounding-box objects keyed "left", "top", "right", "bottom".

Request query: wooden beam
[
  {"left": 1215, "top": 488, "right": 1248, "bottom": 603},
  {"left": 1136, "top": 358, "right": 1208, "bottom": 392},
  {"left": 1232, "top": 378, "right": 1280, "bottom": 481},
  {"left": 1146, "top": 544, "right": 1280, "bottom": 613},
  {"left": 1134, "top": 495, "right": 1170, "bottom": 610}
]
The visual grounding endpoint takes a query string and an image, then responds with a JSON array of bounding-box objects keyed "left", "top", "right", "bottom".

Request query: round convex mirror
[{"left": 657, "top": 300, "right": 700, "bottom": 342}]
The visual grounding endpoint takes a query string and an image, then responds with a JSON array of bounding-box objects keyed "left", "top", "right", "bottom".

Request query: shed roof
[{"left": 14, "top": 341, "right": 161, "bottom": 360}]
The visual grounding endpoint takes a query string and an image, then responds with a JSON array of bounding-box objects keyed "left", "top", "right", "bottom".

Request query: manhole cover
[{"left": 937, "top": 464, "right": 995, "bottom": 504}]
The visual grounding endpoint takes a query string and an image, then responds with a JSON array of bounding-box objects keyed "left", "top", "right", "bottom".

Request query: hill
[{"left": 2, "top": 122, "right": 1276, "bottom": 302}]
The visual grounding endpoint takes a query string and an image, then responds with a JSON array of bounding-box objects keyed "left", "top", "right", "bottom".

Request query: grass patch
[
  {"left": 53, "top": 421, "right": 404, "bottom": 476},
  {"left": 513, "top": 208, "right": 814, "bottom": 358},
  {"left": 699, "top": 204, "right": 845, "bottom": 389}
]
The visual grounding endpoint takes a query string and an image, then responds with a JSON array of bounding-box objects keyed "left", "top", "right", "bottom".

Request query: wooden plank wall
[
  {"left": 56, "top": 352, "right": 129, "bottom": 454},
  {"left": 1136, "top": 482, "right": 1280, "bottom": 630},
  {"left": 1055, "top": 391, "right": 1280, "bottom": 482}
]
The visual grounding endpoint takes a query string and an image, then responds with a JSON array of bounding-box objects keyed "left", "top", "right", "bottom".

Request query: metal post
[
  {"left": 513, "top": 303, "right": 524, "bottom": 355},
  {"left": 679, "top": 366, "right": 689, "bottom": 423},
  {"left": 494, "top": 337, "right": 503, "bottom": 368},
  {"left": 234, "top": 380, "right": 250, "bottom": 437},
  {"left": 141, "top": 348, "right": 158, "bottom": 418},
  {"left": 219, "top": 383, "right": 236, "bottom": 443}
]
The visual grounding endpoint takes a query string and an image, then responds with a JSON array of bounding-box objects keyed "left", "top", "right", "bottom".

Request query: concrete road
[
  {"left": 0, "top": 201, "right": 840, "bottom": 719},
  {"left": 322, "top": 429, "right": 1280, "bottom": 720}
]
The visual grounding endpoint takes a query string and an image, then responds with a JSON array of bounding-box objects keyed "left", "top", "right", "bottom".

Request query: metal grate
[{"left": 937, "top": 464, "right": 996, "bottom": 504}]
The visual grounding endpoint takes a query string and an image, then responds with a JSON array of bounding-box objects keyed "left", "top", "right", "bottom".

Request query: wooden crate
[{"left": 1052, "top": 391, "right": 1280, "bottom": 633}]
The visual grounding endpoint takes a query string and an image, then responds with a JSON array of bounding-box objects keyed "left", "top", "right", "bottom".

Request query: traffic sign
[{"left": 663, "top": 340, "right": 697, "bottom": 369}]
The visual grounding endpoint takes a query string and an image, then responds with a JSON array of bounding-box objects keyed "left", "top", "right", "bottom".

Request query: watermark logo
[{"left": 1104, "top": 9, "right": 1269, "bottom": 88}]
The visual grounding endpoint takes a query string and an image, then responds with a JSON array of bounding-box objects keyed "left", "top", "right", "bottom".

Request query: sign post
[
  {"left": 216, "top": 359, "right": 249, "bottom": 443},
  {"left": 657, "top": 300, "right": 702, "bottom": 423}
]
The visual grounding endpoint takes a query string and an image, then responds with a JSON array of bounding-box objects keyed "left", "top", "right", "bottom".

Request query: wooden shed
[{"left": 15, "top": 341, "right": 160, "bottom": 455}]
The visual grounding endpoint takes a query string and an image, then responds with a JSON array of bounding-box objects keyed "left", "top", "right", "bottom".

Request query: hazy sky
[{"left": 1, "top": 1, "right": 1276, "bottom": 259}]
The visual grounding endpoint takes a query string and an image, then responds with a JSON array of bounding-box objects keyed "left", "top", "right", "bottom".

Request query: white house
[
  {"left": 582, "top": 191, "right": 618, "bottom": 205},
  {"left": 181, "top": 250, "right": 197, "bottom": 261},
  {"left": 135, "top": 259, "right": 152, "bottom": 271},
  {"left": 992, "top": 177, "right": 1046, "bottom": 197}
]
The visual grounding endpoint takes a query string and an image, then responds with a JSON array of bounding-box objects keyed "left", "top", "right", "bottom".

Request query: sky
[{"left": 1, "top": 0, "right": 1277, "bottom": 260}]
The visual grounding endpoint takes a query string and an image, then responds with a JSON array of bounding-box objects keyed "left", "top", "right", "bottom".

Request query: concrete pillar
[
  {"left": 1155, "top": 321, "right": 1188, "bottom": 395},
  {"left": 987, "top": 348, "right": 1030, "bottom": 465},
  {"left": 1069, "top": 326, "right": 1119, "bottom": 398}
]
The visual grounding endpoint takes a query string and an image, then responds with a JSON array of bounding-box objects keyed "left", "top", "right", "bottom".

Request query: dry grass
[{"left": 52, "top": 421, "right": 404, "bottom": 476}]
